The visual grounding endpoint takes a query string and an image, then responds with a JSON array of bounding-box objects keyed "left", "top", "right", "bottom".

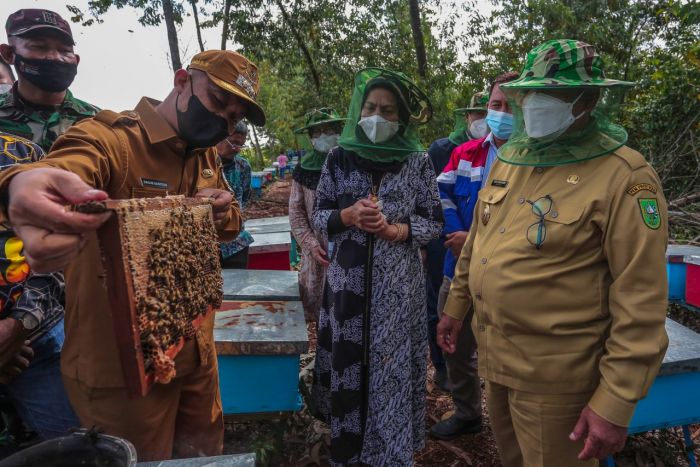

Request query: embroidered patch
[
  {"left": 202, "top": 169, "right": 214, "bottom": 179},
  {"left": 627, "top": 183, "right": 657, "bottom": 196},
  {"left": 140, "top": 178, "right": 168, "bottom": 190},
  {"left": 638, "top": 198, "right": 661, "bottom": 230},
  {"left": 567, "top": 174, "right": 580, "bottom": 184},
  {"left": 491, "top": 179, "right": 508, "bottom": 188}
]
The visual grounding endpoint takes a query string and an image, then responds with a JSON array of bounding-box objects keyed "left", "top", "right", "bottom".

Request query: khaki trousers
[
  {"left": 63, "top": 338, "right": 224, "bottom": 462},
  {"left": 437, "top": 276, "right": 482, "bottom": 420},
  {"left": 486, "top": 381, "right": 598, "bottom": 467}
]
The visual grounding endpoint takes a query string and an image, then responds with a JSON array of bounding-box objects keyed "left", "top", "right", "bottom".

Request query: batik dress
[{"left": 311, "top": 147, "right": 443, "bottom": 466}]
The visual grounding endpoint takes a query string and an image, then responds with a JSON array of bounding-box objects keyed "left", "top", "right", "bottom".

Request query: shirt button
[
  {"left": 536, "top": 167, "right": 544, "bottom": 174},
  {"left": 551, "top": 211, "right": 558, "bottom": 218},
  {"left": 518, "top": 197, "right": 525, "bottom": 204},
  {"left": 475, "top": 293, "right": 482, "bottom": 300},
  {"left": 499, "top": 227, "right": 505, "bottom": 233},
  {"left": 481, "top": 257, "right": 487, "bottom": 264},
  {"left": 478, "top": 324, "right": 486, "bottom": 332},
  {"left": 176, "top": 142, "right": 184, "bottom": 150}
]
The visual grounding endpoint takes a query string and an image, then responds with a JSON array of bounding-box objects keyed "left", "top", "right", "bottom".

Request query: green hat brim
[
  {"left": 502, "top": 76, "right": 634, "bottom": 89},
  {"left": 295, "top": 117, "right": 347, "bottom": 133}
]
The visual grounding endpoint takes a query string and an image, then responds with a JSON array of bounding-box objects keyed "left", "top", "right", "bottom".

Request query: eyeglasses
[{"left": 526, "top": 195, "right": 552, "bottom": 249}]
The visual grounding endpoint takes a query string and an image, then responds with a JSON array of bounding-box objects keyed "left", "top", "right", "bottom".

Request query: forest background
[{"left": 69, "top": 0, "right": 700, "bottom": 241}]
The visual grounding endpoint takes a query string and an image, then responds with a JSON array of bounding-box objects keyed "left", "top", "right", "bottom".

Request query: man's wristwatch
[{"left": 10, "top": 312, "right": 40, "bottom": 331}]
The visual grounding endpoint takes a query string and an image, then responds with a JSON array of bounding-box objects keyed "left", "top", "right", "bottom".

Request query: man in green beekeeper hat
[
  {"left": 449, "top": 91, "right": 489, "bottom": 147},
  {"left": 437, "top": 39, "right": 669, "bottom": 465}
]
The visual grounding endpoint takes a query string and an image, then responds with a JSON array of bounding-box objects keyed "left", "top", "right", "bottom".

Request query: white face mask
[
  {"left": 311, "top": 133, "right": 339, "bottom": 153},
  {"left": 0, "top": 84, "right": 11, "bottom": 94},
  {"left": 522, "top": 91, "right": 584, "bottom": 139},
  {"left": 358, "top": 114, "right": 400, "bottom": 143},
  {"left": 468, "top": 118, "right": 488, "bottom": 139}
]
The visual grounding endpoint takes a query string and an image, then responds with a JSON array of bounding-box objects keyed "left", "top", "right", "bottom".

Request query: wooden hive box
[
  {"left": 213, "top": 300, "right": 308, "bottom": 415},
  {"left": 76, "top": 196, "right": 223, "bottom": 398}
]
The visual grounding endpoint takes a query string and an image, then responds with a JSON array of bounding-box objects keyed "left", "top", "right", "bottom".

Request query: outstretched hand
[{"left": 7, "top": 168, "right": 110, "bottom": 273}]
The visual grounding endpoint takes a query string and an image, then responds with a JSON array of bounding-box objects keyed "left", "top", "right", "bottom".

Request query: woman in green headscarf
[
  {"left": 289, "top": 108, "right": 345, "bottom": 321},
  {"left": 310, "top": 68, "right": 443, "bottom": 466}
]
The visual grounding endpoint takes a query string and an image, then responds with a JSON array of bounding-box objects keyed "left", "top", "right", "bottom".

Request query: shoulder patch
[
  {"left": 638, "top": 198, "right": 661, "bottom": 230},
  {"left": 627, "top": 183, "right": 657, "bottom": 196}
]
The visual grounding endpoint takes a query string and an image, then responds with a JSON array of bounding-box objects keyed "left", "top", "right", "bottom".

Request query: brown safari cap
[
  {"left": 6, "top": 9, "right": 74, "bottom": 45},
  {"left": 189, "top": 50, "right": 266, "bottom": 126}
]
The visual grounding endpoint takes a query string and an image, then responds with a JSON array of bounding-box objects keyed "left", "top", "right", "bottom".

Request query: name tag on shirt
[
  {"left": 141, "top": 178, "right": 168, "bottom": 190},
  {"left": 491, "top": 179, "right": 508, "bottom": 188}
]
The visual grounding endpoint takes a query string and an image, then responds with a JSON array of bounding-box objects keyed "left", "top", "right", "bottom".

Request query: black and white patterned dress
[{"left": 311, "top": 147, "right": 443, "bottom": 466}]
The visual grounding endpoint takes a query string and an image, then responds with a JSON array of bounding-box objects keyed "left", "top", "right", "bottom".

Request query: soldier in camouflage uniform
[
  {"left": 438, "top": 39, "right": 669, "bottom": 465},
  {"left": 0, "top": 9, "right": 98, "bottom": 152}
]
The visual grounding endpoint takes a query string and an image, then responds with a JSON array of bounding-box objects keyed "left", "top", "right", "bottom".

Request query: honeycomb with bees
[{"left": 75, "top": 195, "right": 223, "bottom": 397}]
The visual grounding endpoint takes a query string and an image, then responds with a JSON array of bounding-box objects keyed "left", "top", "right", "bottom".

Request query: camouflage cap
[
  {"left": 294, "top": 107, "right": 346, "bottom": 133},
  {"left": 502, "top": 39, "right": 634, "bottom": 89},
  {"left": 6, "top": 9, "right": 74, "bottom": 45},
  {"left": 189, "top": 50, "right": 265, "bottom": 126},
  {"left": 455, "top": 91, "right": 489, "bottom": 115}
]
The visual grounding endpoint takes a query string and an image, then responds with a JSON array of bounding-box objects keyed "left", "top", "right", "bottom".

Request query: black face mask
[
  {"left": 176, "top": 80, "right": 229, "bottom": 149},
  {"left": 14, "top": 54, "right": 77, "bottom": 93}
]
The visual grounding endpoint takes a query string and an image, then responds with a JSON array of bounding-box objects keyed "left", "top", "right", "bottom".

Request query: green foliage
[
  {"left": 67, "top": 0, "right": 185, "bottom": 27},
  {"left": 466, "top": 0, "right": 700, "bottom": 205},
  {"left": 67, "top": 0, "right": 700, "bottom": 209}
]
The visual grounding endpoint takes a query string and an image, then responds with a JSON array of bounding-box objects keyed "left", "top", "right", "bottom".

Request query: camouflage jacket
[{"left": 0, "top": 84, "right": 99, "bottom": 152}]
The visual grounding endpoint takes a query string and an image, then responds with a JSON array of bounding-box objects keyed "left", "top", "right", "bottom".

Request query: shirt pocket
[
  {"left": 476, "top": 186, "right": 510, "bottom": 228},
  {"left": 537, "top": 205, "right": 586, "bottom": 256}
]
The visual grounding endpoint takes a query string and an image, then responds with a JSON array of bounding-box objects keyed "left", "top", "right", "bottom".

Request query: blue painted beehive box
[
  {"left": 628, "top": 319, "right": 700, "bottom": 433},
  {"left": 214, "top": 300, "right": 308, "bottom": 414},
  {"left": 666, "top": 245, "right": 700, "bottom": 302},
  {"left": 216, "top": 269, "right": 306, "bottom": 415}
]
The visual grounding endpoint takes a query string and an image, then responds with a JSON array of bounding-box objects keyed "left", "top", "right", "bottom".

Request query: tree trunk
[
  {"left": 408, "top": 0, "right": 427, "bottom": 78},
  {"left": 191, "top": 0, "right": 205, "bottom": 52},
  {"left": 221, "top": 0, "right": 232, "bottom": 50},
  {"left": 162, "top": 0, "right": 182, "bottom": 70},
  {"left": 250, "top": 124, "right": 264, "bottom": 167},
  {"left": 274, "top": 0, "right": 321, "bottom": 95}
]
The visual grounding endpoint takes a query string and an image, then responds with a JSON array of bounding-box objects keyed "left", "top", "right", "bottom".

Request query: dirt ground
[{"left": 225, "top": 179, "right": 700, "bottom": 466}]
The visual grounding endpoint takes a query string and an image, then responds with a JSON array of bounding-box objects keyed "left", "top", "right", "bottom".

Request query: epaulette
[
  {"left": 93, "top": 110, "right": 140, "bottom": 127},
  {"left": 609, "top": 145, "right": 648, "bottom": 171}
]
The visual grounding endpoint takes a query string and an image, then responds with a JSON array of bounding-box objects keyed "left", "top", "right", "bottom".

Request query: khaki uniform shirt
[
  {"left": 443, "top": 145, "right": 669, "bottom": 427},
  {"left": 0, "top": 97, "right": 240, "bottom": 388}
]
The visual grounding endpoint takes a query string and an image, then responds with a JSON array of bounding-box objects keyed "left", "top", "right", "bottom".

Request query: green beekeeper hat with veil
[
  {"left": 498, "top": 38, "right": 635, "bottom": 167},
  {"left": 449, "top": 91, "right": 489, "bottom": 146},
  {"left": 338, "top": 67, "right": 433, "bottom": 163},
  {"left": 293, "top": 107, "right": 346, "bottom": 171}
]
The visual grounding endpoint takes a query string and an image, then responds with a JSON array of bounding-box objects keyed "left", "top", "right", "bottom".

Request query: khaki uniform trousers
[
  {"left": 486, "top": 381, "right": 598, "bottom": 467},
  {"left": 437, "top": 276, "right": 482, "bottom": 420},
  {"left": 63, "top": 337, "right": 224, "bottom": 462}
]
